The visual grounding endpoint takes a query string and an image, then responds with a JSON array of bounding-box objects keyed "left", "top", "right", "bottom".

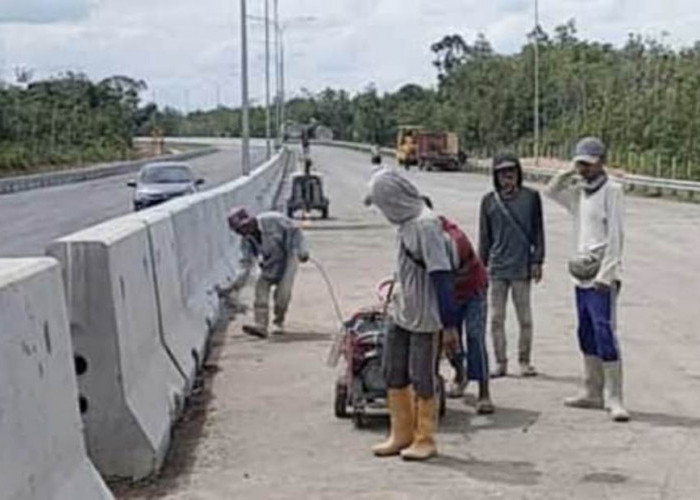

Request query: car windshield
[{"left": 140, "top": 166, "right": 193, "bottom": 184}]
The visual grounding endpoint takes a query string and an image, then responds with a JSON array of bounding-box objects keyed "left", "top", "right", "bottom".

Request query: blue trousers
[
  {"left": 575, "top": 286, "right": 620, "bottom": 362},
  {"left": 454, "top": 292, "right": 489, "bottom": 383}
]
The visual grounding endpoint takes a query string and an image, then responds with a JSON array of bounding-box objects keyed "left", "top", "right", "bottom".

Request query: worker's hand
[
  {"left": 531, "top": 264, "right": 543, "bottom": 284},
  {"left": 298, "top": 253, "right": 310, "bottom": 264},
  {"left": 593, "top": 281, "right": 611, "bottom": 293},
  {"left": 442, "top": 328, "right": 460, "bottom": 355}
]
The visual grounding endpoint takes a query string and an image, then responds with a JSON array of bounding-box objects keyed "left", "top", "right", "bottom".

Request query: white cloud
[
  {"left": 0, "top": 0, "right": 95, "bottom": 24},
  {"left": 1, "top": 0, "right": 700, "bottom": 109}
]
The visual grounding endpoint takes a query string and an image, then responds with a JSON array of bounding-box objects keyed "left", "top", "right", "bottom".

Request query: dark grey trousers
[{"left": 383, "top": 324, "right": 439, "bottom": 398}]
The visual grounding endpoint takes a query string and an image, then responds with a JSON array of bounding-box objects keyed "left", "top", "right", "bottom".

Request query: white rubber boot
[
  {"left": 603, "top": 361, "right": 631, "bottom": 422},
  {"left": 564, "top": 355, "right": 604, "bottom": 409}
]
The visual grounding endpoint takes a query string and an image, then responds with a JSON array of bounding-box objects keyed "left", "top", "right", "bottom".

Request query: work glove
[{"left": 298, "top": 252, "right": 310, "bottom": 264}]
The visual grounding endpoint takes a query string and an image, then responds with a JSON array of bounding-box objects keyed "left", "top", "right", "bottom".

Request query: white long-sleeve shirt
[{"left": 545, "top": 171, "right": 624, "bottom": 287}]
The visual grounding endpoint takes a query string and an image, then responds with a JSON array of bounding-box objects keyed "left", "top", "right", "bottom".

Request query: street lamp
[
  {"left": 533, "top": 0, "right": 541, "bottom": 166},
  {"left": 240, "top": 0, "right": 251, "bottom": 175},
  {"left": 274, "top": 0, "right": 281, "bottom": 148},
  {"left": 277, "top": 17, "right": 315, "bottom": 142},
  {"left": 249, "top": 12, "right": 315, "bottom": 148},
  {"left": 264, "top": 0, "right": 272, "bottom": 160}
]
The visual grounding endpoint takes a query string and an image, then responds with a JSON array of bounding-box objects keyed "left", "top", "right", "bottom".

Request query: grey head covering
[{"left": 368, "top": 170, "right": 424, "bottom": 225}]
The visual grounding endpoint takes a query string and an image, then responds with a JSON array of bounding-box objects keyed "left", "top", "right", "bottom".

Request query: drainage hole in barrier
[
  {"left": 79, "top": 396, "right": 89, "bottom": 414},
  {"left": 43, "top": 322, "right": 52, "bottom": 354},
  {"left": 75, "top": 355, "right": 88, "bottom": 376}
]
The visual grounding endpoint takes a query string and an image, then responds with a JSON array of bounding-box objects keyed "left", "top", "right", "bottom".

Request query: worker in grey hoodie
[
  {"left": 366, "top": 170, "right": 462, "bottom": 461},
  {"left": 479, "top": 152, "right": 545, "bottom": 378}
]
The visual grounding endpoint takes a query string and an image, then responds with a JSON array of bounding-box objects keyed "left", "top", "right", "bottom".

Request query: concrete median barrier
[
  {"left": 47, "top": 218, "right": 187, "bottom": 480},
  {"left": 44, "top": 148, "right": 290, "bottom": 480},
  {"left": 0, "top": 258, "right": 113, "bottom": 499},
  {"left": 127, "top": 207, "right": 208, "bottom": 386},
  {"left": 0, "top": 147, "right": 217, "bottom": 196}
]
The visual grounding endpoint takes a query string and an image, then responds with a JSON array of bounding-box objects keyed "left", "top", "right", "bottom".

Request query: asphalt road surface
[
  {"left": 0, "top": 143, "right": 267, "bottom": 257},
  {"left": 116, "top": 144, "right": 700, "bottom": 499}
]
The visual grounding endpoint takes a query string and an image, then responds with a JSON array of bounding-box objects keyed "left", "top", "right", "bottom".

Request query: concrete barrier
[
  {"left": 0, "top": 258, "right": 113, "bottom": 499},
  {"left": 0, "top": 147, "right": 217, "bottom": 196},
  {"left": 46, "top": 148, "right": 290, "bottom": 480},
  {"left": 47, "top": 218, "right": 187, "bottom": 480}
]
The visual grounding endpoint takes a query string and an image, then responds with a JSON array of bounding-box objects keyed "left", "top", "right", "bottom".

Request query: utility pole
[
  {"left": 264, "top": 0, "right": 272, "bottom": 159},
  {"left": 533, "top": 0, "right": 541, "bottom": 166},
  {"left": 280, "top": 29, "right": 286, "bottom": 133},
  {"left": 240, "top": 0, "right": 251, "bottom": 175},
  {"left": 273, "top": 0, "right": 281, "bottom": 146}
]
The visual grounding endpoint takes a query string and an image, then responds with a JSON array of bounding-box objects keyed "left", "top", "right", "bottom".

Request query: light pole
[
  {"left": 240, "top": 0, "right": 251, "bottom": 175},
  {"left": 264, "top": 0, "right": 272, "bottom": 159},
  {"left": 533, "top": 0, "right": 541, "bottom": 166},
  {"left": 276, "top": 17, "right": 314, "bottom": 140},
  {"left": 280, "top": 27, "right": 286, "bottom": 133},
  {"left": 274, "top": 0, "right": 281, "bottom": 146}
]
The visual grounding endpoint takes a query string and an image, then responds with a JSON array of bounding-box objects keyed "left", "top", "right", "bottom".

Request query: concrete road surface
[
  {"left": 117, "top": 145, "right": 700, "bottom": 499},
  {"left": 0, "top": 143, "right": 266, "bottom": 257}
]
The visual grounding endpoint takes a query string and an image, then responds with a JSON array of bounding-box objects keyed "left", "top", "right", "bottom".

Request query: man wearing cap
[
  {"left": 479, "top": 152, "right": 546, "bottom": 378},
  {"left": 545, "top": 137, "right": 630, "bottom": 422},
  {"left": 228, "top": 208, "right": 310, "bottom": 338}
]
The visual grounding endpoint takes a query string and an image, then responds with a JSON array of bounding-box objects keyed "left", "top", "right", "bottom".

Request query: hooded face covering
[{"left": 368, "top": 170, "right": 424, "bottom": 225}]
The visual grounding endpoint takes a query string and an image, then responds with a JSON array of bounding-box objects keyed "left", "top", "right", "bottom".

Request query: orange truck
[{"left": 396, "top": 126, "right": 466, "bottom": 171}]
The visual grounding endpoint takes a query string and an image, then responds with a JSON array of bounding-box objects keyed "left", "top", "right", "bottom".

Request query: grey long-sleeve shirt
[
  {"left": 235, "top": 212, "right": 308, "bottom": 285},
  {"left": 478, "top": 187, "right": 545, "bottom": 281}
]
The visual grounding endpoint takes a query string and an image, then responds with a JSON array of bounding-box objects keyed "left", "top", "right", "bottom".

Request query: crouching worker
[
  {"left": 421, "top": 196, "right": 493, "bottom": 414},
  {"left": 367, "top": 170, "right": 462, "bottom": 461},
  {"left": 227, "top": 208, "right": 310, "bottom": 339}
]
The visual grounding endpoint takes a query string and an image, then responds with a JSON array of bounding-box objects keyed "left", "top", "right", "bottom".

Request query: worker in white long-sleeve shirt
[
  {"left": 545, "top": 137, "right": 630, "bottom": 422},
  {"left": 228, "top": 208, "right": 309, "bottom": 339}
]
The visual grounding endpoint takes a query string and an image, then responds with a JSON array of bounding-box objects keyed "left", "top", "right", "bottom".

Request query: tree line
[
  {"left": 162, "top": 21, "right": 700, "bottom": 178},
  {"left": 0, "top": 72, "right": 154, "bottom": 174},
  {"left": 6, "top": 20, "right": 700, "bottom": 180}
]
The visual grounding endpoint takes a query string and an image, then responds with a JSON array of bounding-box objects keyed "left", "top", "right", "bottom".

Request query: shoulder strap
[
  {"left": 400, "top": 240, "right": 426, "bottom": 269},
  {"left": 493, "top": 193, "right": 533, "bottom": 250}
]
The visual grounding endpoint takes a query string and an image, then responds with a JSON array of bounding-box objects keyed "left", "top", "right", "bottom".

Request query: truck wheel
[{"left": 335, "top": 381, "right": 349, "bottom": 418}]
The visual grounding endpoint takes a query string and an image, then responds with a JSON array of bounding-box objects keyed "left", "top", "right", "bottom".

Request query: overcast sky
[{"left": 2, "top": 0, "right": 700, "bottom": 110}]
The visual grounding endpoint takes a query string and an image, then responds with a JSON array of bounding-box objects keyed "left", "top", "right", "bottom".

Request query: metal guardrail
[
  {"left": 314, "top": 140, "right": 700, "bottom": 199},
  {"left": 0, "top": 147, "right": 218, "bottom": 196}
]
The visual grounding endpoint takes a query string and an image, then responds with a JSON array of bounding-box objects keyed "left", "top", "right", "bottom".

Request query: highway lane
[
  {"left": 121, "top": 144, "right": 700, "bottom": 499},
  {"left": 0, "top": 144, "right": 267, "bottom": 257}
]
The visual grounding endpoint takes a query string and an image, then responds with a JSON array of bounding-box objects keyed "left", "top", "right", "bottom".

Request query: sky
[{"left": 2, "top": 0, "right": 700, "bottom": 111}]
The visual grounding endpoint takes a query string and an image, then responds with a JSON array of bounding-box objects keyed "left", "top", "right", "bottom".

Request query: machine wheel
[
  {"left": 334, "top": 381, "right": 349, "bottom": 418},
  {"left": 437, "top": 375, "right": 447, "bottom": 418},
  {"left": 352, "top": 410, "right": 366, "bottom": 429}
]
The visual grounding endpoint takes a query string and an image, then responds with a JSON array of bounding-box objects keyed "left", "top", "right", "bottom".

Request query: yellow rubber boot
[
  {"left": 372, "top": 387, "right": 415, "bottom": 457},
  {"left": 401, "top": 396, "right": 438, "bottom": 461}
]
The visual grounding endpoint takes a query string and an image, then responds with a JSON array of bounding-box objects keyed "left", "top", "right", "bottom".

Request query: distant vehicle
[
  {"left": 287, "top": 171, "right": 330, "bottom": 219},
  {"left": 396, "top": 125, "right": 421, "bottom": 169},
  {"left": 415, "top": 131, "right": 467, "bottom": 172},
  {"left": 127, "top": 162, "right": 204, "bottom": 211},
  {"left": 397, "top": 126, "right": 466, "bottom": 172}
]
